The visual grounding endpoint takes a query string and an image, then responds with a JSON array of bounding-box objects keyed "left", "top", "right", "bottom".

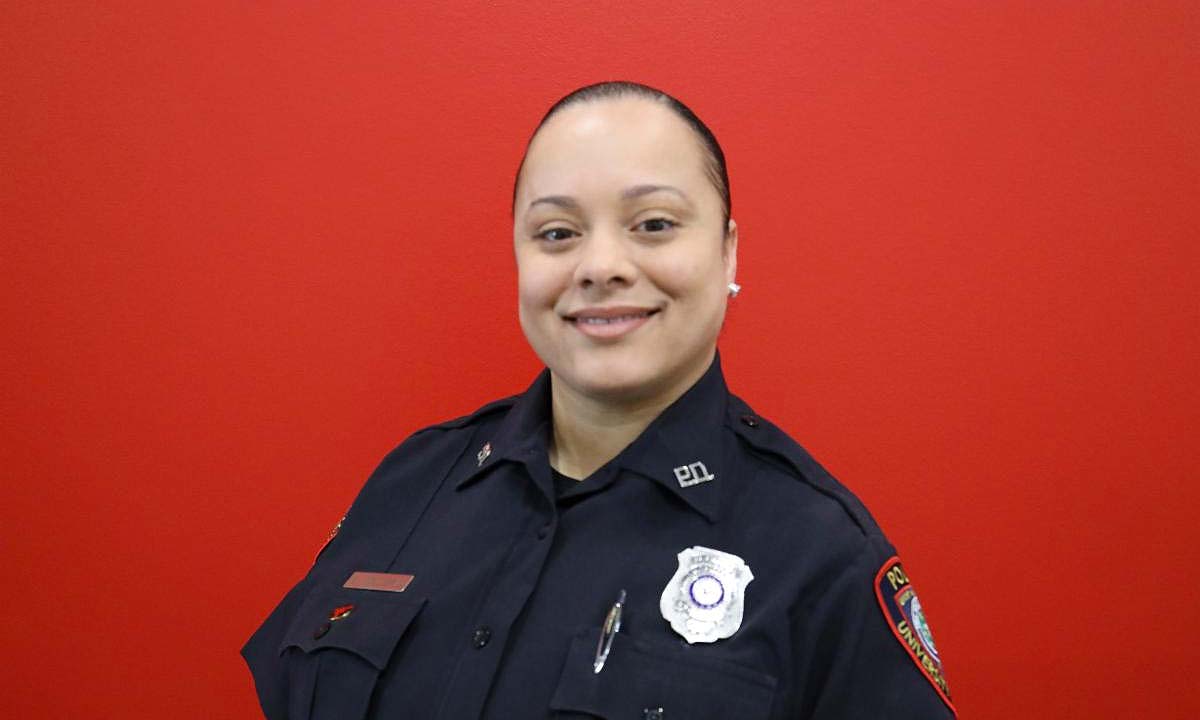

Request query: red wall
[{"left": 3, "top": 2, "right": 1197, "bottom": 717}]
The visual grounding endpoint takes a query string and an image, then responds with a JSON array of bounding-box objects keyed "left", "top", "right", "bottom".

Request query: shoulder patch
[{"left": 874, "top": 557, "right": 956, "bottom": 714}]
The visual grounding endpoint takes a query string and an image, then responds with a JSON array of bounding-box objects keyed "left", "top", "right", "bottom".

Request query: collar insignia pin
[
  {"left": 673, "top": 461, "right": 715, "bottom": 488},
  {"left": 476, "top": 442, "right": 492, "bottom": 467},
  {"left": 659, "top": 546, "right": 753, "bottom": 643}
]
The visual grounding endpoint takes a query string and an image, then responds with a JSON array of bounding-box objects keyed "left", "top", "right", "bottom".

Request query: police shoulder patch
[{"left": 874, "top": 556, "right": 955, "bottom": 714}]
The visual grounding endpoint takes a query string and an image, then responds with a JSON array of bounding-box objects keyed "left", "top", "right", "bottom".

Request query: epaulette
[
  {"left": 412, "top": 393, "right": 520, "bottom": 435},
  {"left": 727, "top": 394, "right": 882, "bottom": 537},
  {"left": 324, "top": 392, "right": 520, "bottom": 553}
]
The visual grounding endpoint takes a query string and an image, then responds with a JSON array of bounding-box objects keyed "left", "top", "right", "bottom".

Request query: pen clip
[{"left": 593, "top": 589, "right": 626, "bottom": 674}]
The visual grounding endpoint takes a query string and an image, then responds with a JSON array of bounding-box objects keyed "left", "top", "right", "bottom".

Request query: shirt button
[
  {"left": 313, "top": 622, "right": 331, "bottom": 640},
  {"left": 536, "top": 523, "right": 551, "bottom": 539},
  {"left": 740, "top": 414, "right": 759, "bottom": 428},
  {"left": 472, "top": 626, "right": 492, "bottom": 649}
]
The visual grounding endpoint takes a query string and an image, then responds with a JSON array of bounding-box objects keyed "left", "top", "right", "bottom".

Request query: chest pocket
[
  {"left": 550, "top": 628, "right": 777, "bottom": 720},
  {"left": 278, "top": 585, "right": 426, "bottom": 720}
]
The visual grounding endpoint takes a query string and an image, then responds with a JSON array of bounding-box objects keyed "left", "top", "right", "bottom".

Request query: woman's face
[{"left": 514, "top": 96, "right": 737, "bottom": 404}]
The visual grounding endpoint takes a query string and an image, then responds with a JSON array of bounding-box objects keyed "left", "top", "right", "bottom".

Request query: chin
[
  {"left": 577, "top": 375, "right": 657, "bottom": 402},
  {"left": 554, "top": 352, "right": 661, "bottom": 400}
]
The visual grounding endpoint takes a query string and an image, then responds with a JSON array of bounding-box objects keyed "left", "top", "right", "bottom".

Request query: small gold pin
[
  {"left": 476, "top": 442, "right": 492, "bottom": 467},
  {"left": 314, "top": 514, "right": 346, "bottom": 563},
  {"left": 327, "top": 516, "right": 344, "bottom": 542}
]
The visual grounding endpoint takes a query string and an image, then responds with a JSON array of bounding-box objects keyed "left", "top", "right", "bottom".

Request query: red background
[{"left": 3, "top": 2, "right": 1197, "bottom": 717}]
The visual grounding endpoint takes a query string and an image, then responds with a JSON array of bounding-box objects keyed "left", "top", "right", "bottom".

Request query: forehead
[{"left": 519, "top": 97, "right": 709, "bottom": 200}]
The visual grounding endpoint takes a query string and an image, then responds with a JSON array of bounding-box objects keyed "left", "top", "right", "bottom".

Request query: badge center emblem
[{"left": 689, "top": 575, "right": 725, "bottom": 609}]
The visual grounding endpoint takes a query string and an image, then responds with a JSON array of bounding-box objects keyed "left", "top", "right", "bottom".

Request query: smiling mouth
[
  {"left": 563, "top": 308, "right": 662, "bottom": 339},
  {"left": 572, "top": 310, "right": 660, "bottom": 325}
]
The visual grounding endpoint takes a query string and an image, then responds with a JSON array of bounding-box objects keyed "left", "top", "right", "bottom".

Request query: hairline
[{"left": 512, "top": 84, "right": 731, "bottom": 229}]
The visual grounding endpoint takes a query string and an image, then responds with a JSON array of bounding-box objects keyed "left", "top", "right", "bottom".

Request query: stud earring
[{"left": 728, "top": 282, "right": 742, "bottom": 298}]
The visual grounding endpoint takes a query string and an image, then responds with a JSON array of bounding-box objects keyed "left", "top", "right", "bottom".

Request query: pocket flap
[
  {"left": 279, "top": 585, "right": 427, "bottom": 671},
  {"left": 550, "top": 628, "right": 776, "bottom": 719}
]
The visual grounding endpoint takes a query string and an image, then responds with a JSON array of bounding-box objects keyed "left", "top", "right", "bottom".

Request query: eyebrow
[
  {"left": 526, "top": 184, "right": 692, "bottom": 212},
  {"left": 621, "top": 184, "right": 690, "bottom": 202}
]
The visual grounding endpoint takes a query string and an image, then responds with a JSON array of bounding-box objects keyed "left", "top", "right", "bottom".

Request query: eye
[
  {"left": 635, "top": 217, "right": 677, "bottom": 233},
  {"left": 535, "top": 227, "right": 579, "bottom": 242}
]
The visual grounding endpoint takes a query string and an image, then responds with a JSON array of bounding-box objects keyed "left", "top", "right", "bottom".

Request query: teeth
[{"left": 578, "top": 313, "right": 649, "bottom": 324}]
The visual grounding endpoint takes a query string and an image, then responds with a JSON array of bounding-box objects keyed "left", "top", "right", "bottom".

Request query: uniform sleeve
[
  {"left": 240, "top": 474, "right": 378, "bottom": 718},
  {"left": 241, "top": 573, "right": 314, "bottom": 720},
  {"left": 792, "top": 534, "right": 957, "bottom": 719},
  {"left": 239, "top": 451, "right": 383, "bottom": 718},
  {"left": 239, "top": 424, "right": 476, "bottom": 718}
]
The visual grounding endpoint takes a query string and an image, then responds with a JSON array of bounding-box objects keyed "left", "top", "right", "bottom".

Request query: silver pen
[{"left": 593, "top": 589, "right": 626, "bottom": 674}]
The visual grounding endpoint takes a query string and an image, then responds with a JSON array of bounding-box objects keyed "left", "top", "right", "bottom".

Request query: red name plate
[{"left": 343, "top": 571, "right": 414, "bottom": 592}]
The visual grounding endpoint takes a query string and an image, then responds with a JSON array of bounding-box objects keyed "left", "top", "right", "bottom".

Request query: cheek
[
  {"left": 517, "top": 256, "right": 567, "bottom": 313},
  {"left": 647, "top": 252, "right": 723, "bottom": 301},
  {"left": 516, "top": 273, "right": 549, "bottom": 346}
]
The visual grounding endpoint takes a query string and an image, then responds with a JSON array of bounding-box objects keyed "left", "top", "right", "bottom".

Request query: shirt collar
[
  {"left": 457, "top": 369, "right": 553, "bottom": 488},
  {"left": 617, "top": 354, "right": 728, "bottom": 523},
  {"left": 459, "top": 354, "right": 731, "bottom": 523}
]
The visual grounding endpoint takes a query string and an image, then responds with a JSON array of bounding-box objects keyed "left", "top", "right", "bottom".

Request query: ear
[{"left": 723, "top": 218, "right": 739, "bottom": 286}]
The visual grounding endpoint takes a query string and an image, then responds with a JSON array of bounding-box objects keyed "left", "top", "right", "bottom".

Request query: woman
[{"left": 243, "top": 81, "right": 956, "bottom": 719}]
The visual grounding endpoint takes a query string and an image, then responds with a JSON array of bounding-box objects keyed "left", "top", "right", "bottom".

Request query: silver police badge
[{"left": 659, "top": 546, "right": 753, "bottom": 644}]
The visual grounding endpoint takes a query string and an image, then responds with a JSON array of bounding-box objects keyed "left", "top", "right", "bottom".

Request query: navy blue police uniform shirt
[{"left": 242, "top": 355, "right": 956, "bottom": 719}]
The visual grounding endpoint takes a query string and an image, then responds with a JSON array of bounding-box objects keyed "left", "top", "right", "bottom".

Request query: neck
[{"left": 548, "top": 350, "right": 715, "bottom": 480}]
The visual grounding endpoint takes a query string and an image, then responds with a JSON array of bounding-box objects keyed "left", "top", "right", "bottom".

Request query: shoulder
[
  {"left": 336, "top": 393, "right": 520, "bottom": 530},
  {"left": 375, "top": 393, "right": 519, "bottom": 464},
  {"left": 398, "top": 392, "right": 520, "bottom": 443},
  {"left": 723, "top": 392, "right": 886, "bottom": 542},
  {"left": 413, "top": 393, "right": 520, "bottom": 434}
]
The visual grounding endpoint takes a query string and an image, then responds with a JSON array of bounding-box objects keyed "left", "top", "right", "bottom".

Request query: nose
[{"left": 572, "top": 223, "right": 637, "bottom": 291}]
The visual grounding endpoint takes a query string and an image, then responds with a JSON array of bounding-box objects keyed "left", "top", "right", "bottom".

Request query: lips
[
  {"left": 564, "top": 307, "right": 661, "bottom": 323},
  {"left": 563, "top": 306, "right": 661, "bottom": 339},
  {"left": 574, "top": 311, "right": 656, "bottom": 325}
]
